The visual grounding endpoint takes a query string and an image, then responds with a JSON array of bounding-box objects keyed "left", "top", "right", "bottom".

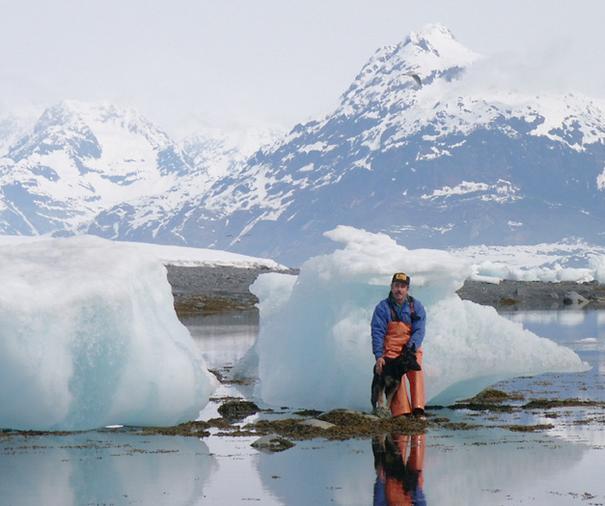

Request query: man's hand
[{"left": 375, "top": 357, "right": 385, "bottom": 374}]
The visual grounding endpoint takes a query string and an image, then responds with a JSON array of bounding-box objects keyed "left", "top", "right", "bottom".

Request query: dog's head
[{"left": 400, "top": 345, "right": 421, "bottom": 372}]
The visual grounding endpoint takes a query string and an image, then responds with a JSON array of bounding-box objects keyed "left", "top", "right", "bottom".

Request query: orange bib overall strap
[{"left": 383, "top": 320, "right": 412, "bottom": 358}]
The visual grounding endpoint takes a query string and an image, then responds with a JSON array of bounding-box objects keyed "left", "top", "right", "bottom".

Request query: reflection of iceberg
[
  {"left": 0, "top": 442, "right": 74, "bottom": 506},
  {"left": 184, "top": 312, "right": 259, "bottom": 370},
  {"left": 507, "top": 311, "right": 561, "bottom": 325},
  {"left": 247, "top": 227, "right": 587, "bottom": 409},
  {"left": 256, "top": 439, "right": 374, "bottom": 506},
  {"left": 507, "top": 310, "right": 587, "bottom": 327},
  {"left": 558, "top": 310, "right": 587, "bottom": 327},
  {"left": 0, "top": 237, "right": 215, "bottom": 430},
  {"left": 0, "top": 432, "right": 217, "bottom": 506},
  {"left": 424, "top": 432, "right": 587, "bottom": 504}
]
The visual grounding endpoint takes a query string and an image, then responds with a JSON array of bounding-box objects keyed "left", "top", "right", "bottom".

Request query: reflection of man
[
  {"left": 371, "top": 273, "right": 426, "bottom": 418},
  {"left": 372, "top": 433, "right": 426, "bottom": 506}
]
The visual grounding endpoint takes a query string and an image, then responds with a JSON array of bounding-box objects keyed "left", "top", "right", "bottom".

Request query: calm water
[{"left": 1, "top": 309, "right": 604, "bottom": 505}]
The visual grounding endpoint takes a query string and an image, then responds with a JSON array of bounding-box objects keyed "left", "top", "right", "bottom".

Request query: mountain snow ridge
[
  {"left": 85, "top": 23, "right": 605, "bottom": 263},
  {"left": 1, "top": 24, "right": 605, "bottom": 265}
]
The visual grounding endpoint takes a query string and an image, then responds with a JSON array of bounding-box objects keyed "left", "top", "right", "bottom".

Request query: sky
[{"left": 1, "top": 0, "right": 604, "bottom": 137}]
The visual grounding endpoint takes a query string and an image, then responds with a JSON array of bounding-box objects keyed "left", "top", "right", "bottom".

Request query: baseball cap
[{"left": 391, "top": 272, "right": 410, "bottom": 285}]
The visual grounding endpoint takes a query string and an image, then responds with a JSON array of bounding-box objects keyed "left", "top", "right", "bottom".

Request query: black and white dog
[{"left": 371, "top": 345, "right": 421, "bottom": 414}]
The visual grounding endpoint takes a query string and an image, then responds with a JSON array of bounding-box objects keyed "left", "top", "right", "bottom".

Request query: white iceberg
[
  {"left": 0, "top": 236, "right": 215, "bottom": 430},
  {"left": 247, "top": 226, "right": 588, "bottom": 410}
]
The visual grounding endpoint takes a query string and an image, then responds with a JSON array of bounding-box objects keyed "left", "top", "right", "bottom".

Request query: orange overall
[{"left": 383, "top": 318, "right": 425, "bottom": 417}]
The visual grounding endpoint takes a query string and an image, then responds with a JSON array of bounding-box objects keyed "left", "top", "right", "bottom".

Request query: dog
[{"left": 371, "top": 345, "right": 421, "bottom": 416}]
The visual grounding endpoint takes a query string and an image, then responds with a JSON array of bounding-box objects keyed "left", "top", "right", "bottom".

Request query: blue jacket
[{"left": 371, "top": 296, "right": 426, "bottom": 360}]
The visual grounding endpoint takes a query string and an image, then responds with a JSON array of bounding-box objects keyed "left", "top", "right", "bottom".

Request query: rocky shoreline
[
  {"left": 167, "top": 265, "right": 605, "bottom": 315},
  {"left": 458, "top": 279, "right": 605, "bottom": 310},
  {"left": 167, "top": 264, "right": 297, "bottom": 315},
  {"left": 6, "top": 389, "right": 604, "bottom": 447}
]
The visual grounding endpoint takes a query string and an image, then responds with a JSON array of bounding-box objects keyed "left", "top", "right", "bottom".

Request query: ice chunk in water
[
  {"left": 0, "top": 236, "right": 215, "bottom": 430},
  {"left": 247, "top": 226, "right": 588, "bottom": 410}
]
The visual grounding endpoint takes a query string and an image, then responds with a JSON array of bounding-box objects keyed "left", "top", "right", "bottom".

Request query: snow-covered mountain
[
  {"left": 87, "top": 24, "right": 605, "bottom": 265},
  {"left": 0, "top": 100, "right": 284, "bottom": 240},
  {"left": 0, "top": 114, "right": 33, "bottom": 157},
  {"left": 0, "top": 100, "right": 200, "bottom": 235}
]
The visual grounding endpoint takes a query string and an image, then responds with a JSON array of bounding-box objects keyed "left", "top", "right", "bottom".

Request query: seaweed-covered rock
[
  {"left": 218, "top": 400, "right": 260, "bottom": 421},
  {"left": 318, "top": 409, "right": 381, "bottom": 424},
  {"left": 251, "top": 435, "right": 295, "bottom": 453}
]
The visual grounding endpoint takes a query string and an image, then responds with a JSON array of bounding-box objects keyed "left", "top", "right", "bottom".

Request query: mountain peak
[
  {"left": 397, "top": 23, "right": 480, "bottom": 72},
  {"left": 406, "top": 23, "right": 456, "bottom": 46},
  {"left": 339, "top": 24, "right": 480, "bottom": 113},
  {"left": 44, "top": 100, "right": 151, "bottom": 131}
]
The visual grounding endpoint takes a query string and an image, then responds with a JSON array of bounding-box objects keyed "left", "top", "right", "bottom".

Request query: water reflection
[
  {"left": 372, "top": 433, "right": 426, "bottom": 506},
  {"left": 252, "top": 428, "right": 597, "bottom": 505},
  {"left": 4, "top": 309, "right": 605, "bottom": 505},
  {"left": 499, "top": 309, "right": 605, "bottom": 401},
  {"left": 502, "top": 309, "right": 605, "bottom": 342},
  {"left": 181, "top": 310, "right": 258, "bottom": 370},
  {"left": 505, "top": 309, "right": 587, "bottom": 327},
  {"left": 0, "top": 432, "right": 216, "bottom": 506}
]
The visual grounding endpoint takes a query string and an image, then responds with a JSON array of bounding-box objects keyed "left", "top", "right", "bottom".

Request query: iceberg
[
  {"left": 450, "top": 242, "right": 605, "bottom": 284},
  {"left": 247, "top": 226, "right": 588, "bottom": 410},
  {"left": 0, "top": 236, "right": 215, "bottom": 431}
]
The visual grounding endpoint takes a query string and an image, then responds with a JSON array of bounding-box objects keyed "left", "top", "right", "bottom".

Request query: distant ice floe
[
  {"left": 450, "top": 241, "right": 605, "bottom": 284},
  {"left": 245, "top": 226, "right": 588, "bottom": 410},
  {"left": 0, "top": 236, "right": 216, "bottom": 430}
]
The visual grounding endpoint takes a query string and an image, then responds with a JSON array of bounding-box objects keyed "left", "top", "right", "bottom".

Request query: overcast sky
[{"left": 1, "top": 0, "right": 604, "bottom": 137}]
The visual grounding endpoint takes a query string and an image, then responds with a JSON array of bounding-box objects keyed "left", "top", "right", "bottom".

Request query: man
[{"left": 371, "top": 272, "right": 426, "bottom": 418}]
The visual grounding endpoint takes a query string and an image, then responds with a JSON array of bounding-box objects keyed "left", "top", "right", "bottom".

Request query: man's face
[{"left": 390, "top": 282, "right": 409, "bottom": 304}]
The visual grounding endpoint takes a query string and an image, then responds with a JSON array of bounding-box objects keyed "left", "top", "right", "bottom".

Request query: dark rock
[
  {"left": 218, "top": 400, "right": 260, "bottom": 421},
  {"left": 563, "top": 291, "right": 589, "bottom": 306}
]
